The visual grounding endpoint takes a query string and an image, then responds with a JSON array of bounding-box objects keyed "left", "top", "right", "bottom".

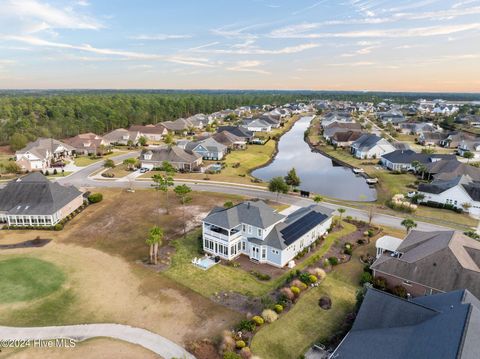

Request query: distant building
[
  {"left": 64, "top": 133, "right": 108, "bottom": 155},
  {"left": 128, "top": 124, "right": 168, "bottom": 142},
  {"left": 103, "top": 128, "right": 142, "bottom": 146},
  {"left": 0, "top": 173, "right": 83, "bottom": 227}
]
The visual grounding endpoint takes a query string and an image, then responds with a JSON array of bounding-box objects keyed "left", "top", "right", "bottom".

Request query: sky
[{"left": 0, "top": 0, "right": 479, "bottom": 92}]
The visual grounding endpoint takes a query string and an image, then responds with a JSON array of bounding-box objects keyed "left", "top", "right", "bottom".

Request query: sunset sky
[{"left": 0, "top": 0, "right": 479, "bottom": 92}]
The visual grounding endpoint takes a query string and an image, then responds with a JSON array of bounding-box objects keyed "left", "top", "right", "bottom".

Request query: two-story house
[
  {"left": 15, "top": 138, "right": 75, "bottom": 172},
  {"left": 202, "top": 201, "right": 333, "bottom": 267}
]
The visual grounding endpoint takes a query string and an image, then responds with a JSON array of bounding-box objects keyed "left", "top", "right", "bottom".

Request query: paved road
[
  {"left": 57, "top": 152, "right": 452, "bottom": 232},
  {"left": 0, "top": 323, "right": 195, "bottom": 359}
]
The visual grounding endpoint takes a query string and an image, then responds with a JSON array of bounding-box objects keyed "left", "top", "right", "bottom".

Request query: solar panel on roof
[{"left": 280, "top": 211, "right": 327, "bottom": 246}]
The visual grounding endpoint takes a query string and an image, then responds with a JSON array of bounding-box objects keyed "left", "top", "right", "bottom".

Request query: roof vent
[{"left": 247, "top": 202, "right": 250, "bottom": 209}]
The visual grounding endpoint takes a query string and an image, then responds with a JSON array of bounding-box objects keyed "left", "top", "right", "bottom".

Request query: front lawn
[
  {"left": 0, "top": 257, "right": 66, "bottom": 303},
  {"left": 73, "top": 151, "right": 129, "bottom": 167},
  {"left": 251, "top": 276, "right": 356, "bottom": 359}
]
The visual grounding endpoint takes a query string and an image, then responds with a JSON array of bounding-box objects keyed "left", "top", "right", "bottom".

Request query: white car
[{"left": 407, "top": 191, "right": 417, "bottom": 198}]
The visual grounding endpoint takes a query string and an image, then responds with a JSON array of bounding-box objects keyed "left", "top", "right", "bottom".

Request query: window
[
  {"left": 248, "top": 226, "right": 252, "bottom": 234},
  {"left": 272, "top": 249, "right": 279, "bottom": 255},
  {"left": 258, "top": 229, "right": 262, "bottom": 237},
  {"left": 242, "top": 242, "right": 246, "bottom": 251},
  {"left": 242, "top": 224, "right": 246, "bottom": 232},
  {"left": 262, "top": 248, "right": 266, "bottom": 259}
]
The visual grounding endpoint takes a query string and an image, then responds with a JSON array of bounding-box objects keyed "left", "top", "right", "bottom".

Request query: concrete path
[{"left": 0, "top": 324, "right": 195, "bottom": 359}]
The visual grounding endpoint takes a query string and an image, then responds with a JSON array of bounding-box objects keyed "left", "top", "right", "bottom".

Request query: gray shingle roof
[
  {"left": 140, "top": 146, "right": 201, "bottom": 164},
  {"left": 372, "top": 230, "right": 480, "bottom": 298},
  {"left": 381, "top": 150, "right": 455, "bottom": 164},
  {"left": 203, "top": 200, "right": 285, "bottom": 229},
  {"left": 0, "top": 173, "right": 82, "bottom": 215},
  {"left": 332, "top": 288, "right": 480, "bottom": 359},
  {"left": 16, "top": 137, "right": 75, "bottom": 159}
]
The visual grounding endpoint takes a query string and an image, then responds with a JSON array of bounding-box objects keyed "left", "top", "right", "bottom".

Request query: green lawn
[
  {"left": 104, "top": 163, "right": 135, "bottom": 178},
  {"left": 47, "top": 171, "right": 73, "bottom": 178},
  {"left": 164, "top": 221, "right": 357, "bottom": 298},
  {"left": 0, "top": 257, "right": 66, "bottom": 303},
  {"left": 74, "top": 151, "right": 129, "bottom": 167},
  {"left": 251, "top": 276, "right": 356, "bottom": 359}
]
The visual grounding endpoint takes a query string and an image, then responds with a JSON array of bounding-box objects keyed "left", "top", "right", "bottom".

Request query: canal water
[{"left": 252, "top": 116, "right": 377, "bottom": 201}]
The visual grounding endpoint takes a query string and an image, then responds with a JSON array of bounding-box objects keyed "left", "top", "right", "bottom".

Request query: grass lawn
[
  {"left": 0, "top": 257, "right": 65, "bottom": 304},
  {"left": 164, "top": 221, "right": 357, "bottom": 298},
  {"left": 251, "top": 276, "right": 357, "bottom": 359},
  {"left": 73, "top": 151, "right": 129, "bottom": 167},
  {"left": 104, "top": 163, "right": 135, "bottom": 178},
  {"left": 47, "top": 171, "right": 73, "bottom": 178}
]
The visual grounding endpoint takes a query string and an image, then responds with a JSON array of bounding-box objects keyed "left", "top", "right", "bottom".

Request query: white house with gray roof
[
  {"left": 0, "top": 173, "right": 83, "bottom": 227},
  {"left": 202, "top": 200, "right": 333, "bottom": 267},
  {"left": 15, "top": 138, "right": 75, "bottom": 172},
  {"left": 351, "top": 134, "right": 396, "bottom": 159}
]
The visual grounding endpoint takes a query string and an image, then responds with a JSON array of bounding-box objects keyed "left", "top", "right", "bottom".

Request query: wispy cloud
[
  {"left": 193, "top": 42, "right": 319, "bottom": 55},
  {"left": 129, "top": 34, "right": 192, "bottom": 41},
  {"left": 0, "top": 0, "right": 103, "bottom": 32},
  {"left": 292, "top": 0, "right": 327, "bottom": 16},
  {"left": 227, "top": 60, "right": 270, "bottom": 74},
  {"left": 328, "top": 61, "right": 376, "bottom": 67}
]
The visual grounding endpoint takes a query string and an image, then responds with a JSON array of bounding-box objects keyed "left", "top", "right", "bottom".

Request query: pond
[{"left": 251, "top": 116, "right": 377, "bottom": 201}]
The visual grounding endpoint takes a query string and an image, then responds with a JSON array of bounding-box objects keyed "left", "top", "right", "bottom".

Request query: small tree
[
  {"left": 164, "top": 133, "right": 174, "bottom": 147},
  {"left": 268, "top": 176, "right": 289, "bottom": 200},
  {"left": 9, "top": 133, "right": 28, "bottom": 151},
  {"left": 146, "top": 226, "right": 164, "bottom": 265},
  {"left": 138, "top": 136, "right": 148, "bottom": 146},
  {"left": 224, "top": 201, "right": 234, "bottom": 208},
  {"left": 464, "top": 151, "right": 475, "bottom": 163},
  {"left": 5, "top": 162, "right": 21, "bottom": 174},
  {"left": 337, "top": 208, "right": 346, "bottom": 223},
  {"left": 174, "top": 184, "right": 192, "bottom": 238},
  {"left": 152, "top": 173, "right": 174, "bottom": 215},
  {"left": 123, "top": 157, "right": 137, "bottom": 171},
  {"left": 104, "top": 159, "right": 115, "bottom": 168},
  {"left": 313, "top": 195, "right": 323, "bottom": 203},
  {"left": 284, "top": 167, "right": 301, "bottom": 190},
  {"left": 401, "top": 218, "right": 417, "bottom": 233}
]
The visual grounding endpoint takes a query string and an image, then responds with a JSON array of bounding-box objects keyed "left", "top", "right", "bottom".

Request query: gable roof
[
  {"left": 203, "top": 200, "right": 285, "bottom": 230},
  {"left": 185, "top": 137, "right": 227, "bottom": 153},
  {"left": 0, "top": 173, "right": 82, "bottom": 215},
  {"left": 128, "top": 124, "right": 167, "bottom": 135},
  {"left": 332, "top": 288, "right": 480, "bottom": 359},
  {"left": 372, "top": 230, "right": 480, "bottom": 297},
  {"left": 212, "top": 131, "right": 246, "bottom": 146},
  {"left": 425, "top": 160, "right": 480, "bottom": 181},
  {"left": 16, "top": 138, "right": 75, "bottom": 159},
  {"left": 217, "top": 126, "right": 254, "bottom": 139},
  {"left": 381, "top": 149, "right": 455, "bottom": 164},
  {"left": 140, "top": 146, "right": 201, "bottom": 164},
  {"left": 352, "top": 134, "right": 393, "bottom": 151}
]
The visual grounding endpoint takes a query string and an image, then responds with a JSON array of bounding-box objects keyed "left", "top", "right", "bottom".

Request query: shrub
[
  {"left": 239, "top": 347, "right": 252, "bottom": 359},
  {"left": 392, "top": 285, "right": 408, "bottom": 298},
  {"left": 290, "top": 286, "right": 301, "bottom": 296},
  {"left": 291, "top": 279, "right": 306, "bottom": 290},
  {"left": 261, "top": 309, "right": 278, "bottom": 323},
  {"left": 280, "top": 287, "right": 294, "bottom": 301},
  {"left": 224, "top": 352, "right": 242, "bottom": 359},
  {"left": 328, "top": 256, "right": 339, "bottom": 266},
  {"left": 309, "top": 275, "right": 318, "bottom": 283},
  {"left": 250, "top": 270, "right": 271, "bottom": 281},
  {"left": 344, "top": 247, "right": 353, "bottom": 255},
  {"left": 54, "top": 223, "right": 63, "bottom": 231},
  {"left": 367, "top": 229, "right": 375, "bottom": 237},
  {"left": 88, "top": 193, "right": 103, "bottom": 203},
  {"left": 373, "top": 276, "right": 388, "bottom": 291},
  {"left": 360, "top": 272, "right": 373, "bottom": 285},
  {"left": 299, "top": 272, "right": 312, "bottom": 284},
  {"left": 274, "top": 304, "right": 283, "bottom": 313},
  {"left": 309, "top": 267, "right": 326, "bottom": 281},
  {"left": 220, "top": 331, "right": 236, "bottom": 354},
  {"left": 236, "top": 340, "right": 246, "bottom": 349},
  {"left": 252, "top": 316, "right": 264, "bottom": 326},
  {"left": 236, "top": 319, "right": 255, "bottom": 332}
]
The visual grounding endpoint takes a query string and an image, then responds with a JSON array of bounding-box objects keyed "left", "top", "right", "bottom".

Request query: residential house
[
  {"left": 330, "top": 288, "right": 480, "bottom": 359},
  {"left": 212, "top": 131, "right": 247, "bottom": 150},
  {"left": 425, "top": 159, "right": 480, "bottom": 181},
  {"left": 179, "top": 137, "right": 227, "bottom": 160},
  {"left": 458, "top": 139, "right": 480, "bottom": 158},
  {"left": 217, "top": 126, "right": 254, "bottom": 142},
  {"left": 351, "top": 134, "right": 396, "bottom": 159},
  {"left": 417, "top": 175, "right": 480, "bottom": 215},
  {"left": 417, "top": 131, "right": 448, "bottom": 146},
  {"left": 0, "top": 173, "right": 83, "bottom": 227},
  {"left": 242, "top": 119, "right": 272, "bottom": 132},
  {"left": 331, "top": 131, "right": 364, "bottom": 148},
  {"left": 103, "top": 128, "right": 142, "bottom": 146},
  {"left": 128, "top": 124, "right": 168, "bottom": 142},
  {"left": 380, "top": 150, "right": 455, "bottom": 171},
  {"left": 371, "top": 230, "right": 480, "bottom": 297},
  {"left": 321, "top": 111, "right": 353, "bottom": 128},
  {"left": 64, "top": 133, "right": 108, "bottom": 155},
  {"left": 440, "top": 132, "right": 477, "bottom": 148},
  {"left": 186, "top": 113, "right": 213, "bottom": 128},
  {"left": 399, "top": 122, "right": 440, "bottom": 135},
  {"left": 15, "top": 138, "right": 75, "bottom": 172},
  {"left": 259, "top": 114, "right": 281, "bottom": 128},
  {"left": 323, "top": 122, "right": 362, "bottom": 141},
  {"left": 378, "top": 110, "right": 407, "bottom": 126},
  {"left": 456, "top": 114, "right": 480, "bottom": 126},
  {"left": 139, "top": 146, "right": 202, "bottom": 171},
  {"left": 202, "top": 201, "right": 333, "bottom": 267}
]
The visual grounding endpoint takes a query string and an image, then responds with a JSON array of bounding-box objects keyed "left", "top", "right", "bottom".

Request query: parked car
[{"left": 140, "top": 168, "right": 149, "bottom": 173}]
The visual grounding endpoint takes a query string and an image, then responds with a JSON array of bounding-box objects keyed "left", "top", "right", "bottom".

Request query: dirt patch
[
  {"left": 0, "top": 237, "right": 51, "bottom": 249},
  {"left": 211, "top": 291, "right": 264, "bottom": 315},
  {"left": 230, "top": 255, "right": 286, "bottom": 279},
  {"left": 187, "top": 339, "right": 221, "bottom": 359}
]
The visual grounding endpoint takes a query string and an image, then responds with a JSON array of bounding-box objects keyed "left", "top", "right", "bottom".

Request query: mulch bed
[
  {"left": 211, "top": 291, "right": 264, "bottom": 315},
  {"left": 0, "top": 238, "right": 51, "bottom": 250},
  {"left": 225, "top": 254, "right": 286, "bottom": 279},
  {"left": 186, "top": 340, "right": 221, "bottom": 359}
]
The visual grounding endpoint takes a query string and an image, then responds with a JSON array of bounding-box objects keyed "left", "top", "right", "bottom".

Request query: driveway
[{"left": 0, "top": 323, "right": 195, "bottom": 359}]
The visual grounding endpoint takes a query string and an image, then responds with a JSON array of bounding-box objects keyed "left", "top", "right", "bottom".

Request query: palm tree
[
  {"left": 401, "top": 218, "right": 417, "bottom": 233},
  {"left": 174, "top": 184, "right": 192, "bottom": 238},
  {"left": 146, "top": 226, "right": 164, "bottom": 265},
  {"left": 313, "top": 195, "right": 323, "bottom": 203},
  {"left": 337, "top": 208, "right": 346, "bottom": 223}
]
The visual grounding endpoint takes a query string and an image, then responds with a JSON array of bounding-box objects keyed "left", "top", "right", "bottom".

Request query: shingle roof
[
  {"left": 381, "top": 149, "right": 455, "bottom": 164},
  {"left": 16, "top": 138, "right": 75, "bottom": 159},
  {"left": 185, "top": 137, "right": 227, "bottom": 153},
  {"left": 203, "top": 200, "right": 285, "bottom": 229},
  {"left": 212, "top": 131, "right": 246, "bottom": 146},
  {"left": 371, "top": 230, "right": 480, "bottom": 297},
  {"left": 0, "top": 173, "right": 82, "bottom": 215},
  {"left": 140, "top": 146, "right": 201, "bottom": 164},
  {"left": 217, "top": 126, "right": 253, "bottom": 139},
  {"left": 332, "top": 288, "right": 480, "bottom": 359}
]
